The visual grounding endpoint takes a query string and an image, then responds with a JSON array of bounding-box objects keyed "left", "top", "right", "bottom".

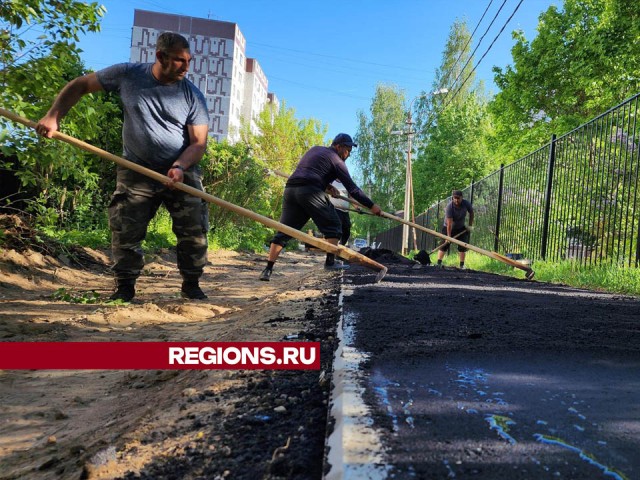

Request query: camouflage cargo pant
[{"left": 108, "top": 166, "right": 209, "bottom": 284}]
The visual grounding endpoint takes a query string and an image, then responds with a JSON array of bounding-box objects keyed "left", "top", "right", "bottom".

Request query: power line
[
  {"left": 440, "top": 0, "right": 495, "bottom": 90},
  {"left": 412, "top": 0, "right": 525, "bottom": 143},
  {"left": 441, "top": 0, "right": 524, "bottom": 111},
  {"left": 250, "top": 41, "right": 433, "bottom": 75},
  {"left": 116, "top": 1, "right": 435, "bottom": 77},
  {"left": 411, "top": 0, "right": 503, "bottom": 137},
  {"left": 268, "top": 75, "right": 370, "bottom": 101},
  {"left": 251, "top": 48, "right": 430, "bottom": 87},
  {"left": 440, "top": 0, "right": 509, "bottom": 106}
]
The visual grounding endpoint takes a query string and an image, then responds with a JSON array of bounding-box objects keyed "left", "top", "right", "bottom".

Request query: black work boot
[
  {"left": 325, "top": 253, "right": 336, "bottom": 267},
  {"left": 110, "top": 282, "right": 135, "bottom": 302},
  {"left": 181, "top": 279, "right": 207, "bottom": 300},
  {"left": 259, "top": 267, "right": 272, "bottom": 281},
  {"left": 324, "top": 261, "right": 349, "bottom": 271}
]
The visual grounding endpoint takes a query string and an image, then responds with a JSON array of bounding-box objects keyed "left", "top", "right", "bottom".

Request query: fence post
[
  {"left": 435, "top": 203, "right": 441, "bottom": 250},
  {"left": 636, "top": 227, "right": 640, "bottom": 267},
  {"left": 494, "top": 165, "right": 505, "bottom": 251},
  {"left": 541, "top": 134, "right": 557, "bottom": 260}
]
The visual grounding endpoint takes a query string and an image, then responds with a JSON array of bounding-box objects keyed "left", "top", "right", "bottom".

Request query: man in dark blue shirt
[
  {"left": 437, "top": 190, "right": 474, "bottom": 269},
  {"left": 259, "top": 133, "right": 382, "bottom": 281}
]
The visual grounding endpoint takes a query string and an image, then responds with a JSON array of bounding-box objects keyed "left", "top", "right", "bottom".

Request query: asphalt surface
[{"left": 326, "top": 261, "right": 640, "bottom": 480}]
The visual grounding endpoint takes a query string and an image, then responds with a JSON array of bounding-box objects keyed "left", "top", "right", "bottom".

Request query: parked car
[{"left": 352, "top": 238, "right": 368, "bottom": 251}]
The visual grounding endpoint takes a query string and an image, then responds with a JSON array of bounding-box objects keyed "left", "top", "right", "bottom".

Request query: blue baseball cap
[{"left": 331, "top": 133, "right": 358, "bottom": 147}]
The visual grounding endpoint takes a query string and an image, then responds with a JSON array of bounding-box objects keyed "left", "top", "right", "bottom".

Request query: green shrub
[{"left": 43, "top": 226, "right": 110, "bottom": 249}]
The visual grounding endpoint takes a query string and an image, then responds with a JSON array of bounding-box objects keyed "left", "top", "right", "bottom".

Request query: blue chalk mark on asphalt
[
  {"left": 373, "top": 385, "right": 399, "bottom": 433},
  {"left": 534, "top": 434, "right": 628, "bottom": 480},
  {"left": 485, "top": 415, "right": 517, "bottom": 445}
]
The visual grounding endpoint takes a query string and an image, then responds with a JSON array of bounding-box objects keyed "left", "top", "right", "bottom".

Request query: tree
[
  {"left": 418, "top": 19, "right": 475, "bottom": 117},
  {"left": 351, "top": 84, "right": 407, "bottom": 238},
  {"left": 353, "top": 85, "right": 406, "bottom": 211},
  {"left": 240, "top": 102, "right": 326, "bottom": 219},
  {"left": 0, "top": 1, "right": 117, "bottom": 228},
  {"left": 489, "top": 0, "right": 640, "bottom": 161},
  {"left": 1, "top": 1, "right": 105, "bottom": 73},
  {"left": 199, "top": 141, "right": 273, "bottom": 250},
  {"left": 412, "top": 20, "right": 495, "bottom": 212},
  {"left": 222, "top": 101, "right": 328, "bottom": 248},
  {"left": 414, "top": 96, "right": 493, "bottom": 207}
]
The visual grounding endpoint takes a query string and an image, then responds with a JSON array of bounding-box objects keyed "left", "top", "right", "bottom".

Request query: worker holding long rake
[
  {"left": 35, "top": 32, "right": 210, "bottom": 302},
  {"left": 259, "top": 133, "right": 383, "bottom": 281},
  {"left": 437, "top": 189, "right": 475, "bottom": 269}
]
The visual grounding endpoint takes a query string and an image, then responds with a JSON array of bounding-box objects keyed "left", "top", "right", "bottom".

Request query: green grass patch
[
  {"left": 42, "top": 208, "right": 271, "bottom": 255},
  {"left": 43, "top": 210, "right": 179, "bottom": 252},
  {"left": 437, "top": 251, "right": 640, "bottom": 296},
  {"left": 51, "top": 287, "right": 132, "bottom": 306},
  {"left": 44, "top": 214, "right": 640, "bottom": 297},
  {"left": 209, "top": 222, "right": 271, "bottom": 252},
  {"left": 42, "top": 227, "right": 111, "bottom": 249}
]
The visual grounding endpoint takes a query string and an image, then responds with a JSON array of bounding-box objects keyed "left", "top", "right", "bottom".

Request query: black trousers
[
  {"left": 440, "top": 225, "right": 470, "bottom": 252},
  {"left": 271, "top": 185, "right": 342, "bottom": 246},
  {"left": 335, "top": 209, "right": 351, "bottom": 245}
]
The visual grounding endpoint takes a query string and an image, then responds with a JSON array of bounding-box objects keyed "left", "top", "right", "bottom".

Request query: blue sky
[{"left": 76, "top": 0, "right": 562, "bottom": 141}]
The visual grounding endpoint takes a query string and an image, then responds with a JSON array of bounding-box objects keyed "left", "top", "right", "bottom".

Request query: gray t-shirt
[
  {"left": 96, "top": 63, "right": 209, "bottom": 169},
  {"left": 444, "top": 199, "right": 473, "bottom": 229}
]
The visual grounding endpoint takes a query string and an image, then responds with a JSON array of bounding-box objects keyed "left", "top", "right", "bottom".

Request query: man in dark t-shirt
[
  {"left": 437, "top": 189, "right": 474, "bottom": 269},
  {"left": 259, "top": 133, "right": 382, "bottom": 281}
]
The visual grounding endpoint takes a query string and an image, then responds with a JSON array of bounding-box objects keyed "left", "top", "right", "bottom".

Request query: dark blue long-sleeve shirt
[{"left": 286, "top": 146, "right": 374, "bottom": 208}]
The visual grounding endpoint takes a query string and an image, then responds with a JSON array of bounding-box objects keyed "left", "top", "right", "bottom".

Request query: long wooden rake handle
[
  {"left": 0, "top": 108, "right": 388, "bottom": 282},
  {"left": 335, "top": 195, "right": 535, "bottom": 280},
  {"left": 429, "top": 229, "right": 467, "bottom": 254},
  {"left": 265, "top": 168, "right": 534, "bottom": 278}
]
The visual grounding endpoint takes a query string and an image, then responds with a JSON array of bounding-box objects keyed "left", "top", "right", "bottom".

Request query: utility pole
[{"left": 401, "top": 88, "right": 449, "bottom": 255}]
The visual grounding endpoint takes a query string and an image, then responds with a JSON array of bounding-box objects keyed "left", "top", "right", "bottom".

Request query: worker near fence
[
  {"left": 259, "top": 133, "right": 382, "bottom": 281},
  {"left": 35, "top": 32, "right": 210, "bottom": 302},
  {"left": 437, "top": 189, "right": 474, "bottom": 269}
]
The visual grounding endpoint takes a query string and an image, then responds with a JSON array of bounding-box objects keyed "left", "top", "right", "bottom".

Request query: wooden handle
[
  {"left": 428, "top": 229, "right": 467, "bottom": 254},
  {"left": 335, "top": 194, "right": 535, "bottom": 279},
  {"left": 0, "top": 108, "right": 388, "bottom": 281},
  {"left": 267, "top": 158, "right": 534, "bottom": 279},
  {"left": 379, "top": 210, "right": 534, "bottom": 278}
]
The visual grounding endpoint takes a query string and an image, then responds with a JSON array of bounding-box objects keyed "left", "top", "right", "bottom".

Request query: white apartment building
[
  {"left": 243, "top": 58, "right": 268, "bottom": 134},
  {"left": 130, "top": 9, "right": 277, "bottom": 143}
]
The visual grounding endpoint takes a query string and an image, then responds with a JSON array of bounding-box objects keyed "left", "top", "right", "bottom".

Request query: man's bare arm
[
  {"left": 37, "top": 73, "right": 104, "bottom": 137},
  {"left": 166, "top": 123, "right": 209, "bottom": 184}
]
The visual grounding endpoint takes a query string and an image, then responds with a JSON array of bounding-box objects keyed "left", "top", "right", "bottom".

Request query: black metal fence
[{"left": 374, "top": 92, "right": 640, "bottom": 267}]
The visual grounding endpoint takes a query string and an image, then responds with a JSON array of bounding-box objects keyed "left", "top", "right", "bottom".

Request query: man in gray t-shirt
[
  {"left": 37, "top": 32, "right": 210, "bottom": 302},
  {"left": 437, "top": 189, "right": 474, "bottom": 269},
  {"left": 96, "top": 62, "right": 208, "bottom": 170}
]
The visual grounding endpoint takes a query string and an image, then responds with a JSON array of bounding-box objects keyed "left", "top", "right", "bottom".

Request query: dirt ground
[{"left": 0, "top": 234, "right": 342, "bottom": 480}]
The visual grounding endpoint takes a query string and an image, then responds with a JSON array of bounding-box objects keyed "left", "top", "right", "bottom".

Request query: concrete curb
[{"left": 323, "top": 288, "right": 390, "bottom": 479}]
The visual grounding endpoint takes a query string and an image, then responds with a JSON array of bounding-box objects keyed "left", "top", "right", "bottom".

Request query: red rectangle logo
[{"left": 0, "top": 342, "right": 320, "bottom": 370}]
